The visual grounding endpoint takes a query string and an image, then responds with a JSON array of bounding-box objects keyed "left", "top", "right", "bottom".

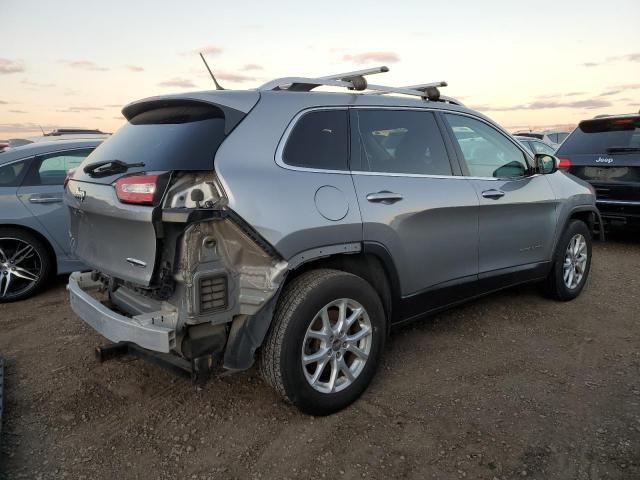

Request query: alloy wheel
[
  {"left": 563, "top": 233, "right": 588, "bottom": 290},
  {"left": 301, "top": 298, "right": 373, "bottom": 394},
  {"left": 0, "top": 237, "right": 43, "bottom": 299}
]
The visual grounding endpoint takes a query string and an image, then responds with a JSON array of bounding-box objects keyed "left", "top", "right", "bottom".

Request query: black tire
[
  {"left": 0, "top": 227, "right": 53, "bottom": 302},
  {"left": 260, "top": 269, "right": 386, "bottom": 416},
  {"left": 545, "top": 220, "right": 592, "bottom": 301}
]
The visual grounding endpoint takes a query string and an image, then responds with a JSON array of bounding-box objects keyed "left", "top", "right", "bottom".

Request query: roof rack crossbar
[
  {"left": 258, "top": 66, "right": 458, "bottom": 102},
  {"left": 318, "top": 66, "right": 389, "bottom": 80}
]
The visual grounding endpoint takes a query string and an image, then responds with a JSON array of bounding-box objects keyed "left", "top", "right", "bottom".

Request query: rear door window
[
  {"left": 444, "top": 114, "right": 528, "bottom": 178},
  {"left": 353, "top": 110, "right": 452, "bottom": 175},
  {"left": 23, "top": 148, "right": 94, "bottom": 186},
  {"left": 282, "top": 110, "right": 349, "bottom": 170},
  {"left": 557, "top": 117, "right": 640, "bottom": 155},
  {"left": 0, "top": 159, "right": 29, "bottom": 187}
]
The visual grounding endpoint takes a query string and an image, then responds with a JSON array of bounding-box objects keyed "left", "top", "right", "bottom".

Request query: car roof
[
  {"left": 0, "top": 138, "right": 103, "bottom": 165},
  {"left": 122, "top": 88, "right": 505, "bottom": 134}
]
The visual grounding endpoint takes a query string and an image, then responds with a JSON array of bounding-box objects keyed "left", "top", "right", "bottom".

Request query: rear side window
[
  {"left": 354, "top": 110, "right": 452, "bottom": 176},
  {"left": 283, "top": 110, "right": 349, "bottom": 170},
  {"left": 23, "top": 148, "right": 94, "bottom": 186},
  {"left": 557, "top": 117, "right": 640, "bottom": 155},
  {"left": 0, "top": 160, "right": 28, "bottom": 187}
]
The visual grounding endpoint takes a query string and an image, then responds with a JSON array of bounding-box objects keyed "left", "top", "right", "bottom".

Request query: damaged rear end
[{"left": 65, "top": 91, "right": 287, "bottom": 375}]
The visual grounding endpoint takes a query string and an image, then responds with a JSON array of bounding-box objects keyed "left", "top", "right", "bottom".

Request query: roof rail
[{"left": 258, "top": 66, "right": 456, "bottom": 102}]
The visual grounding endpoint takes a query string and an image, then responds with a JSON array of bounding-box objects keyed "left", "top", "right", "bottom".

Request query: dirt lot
[{"left": 1, "top": 235, "right": 639, "bottom": 480}]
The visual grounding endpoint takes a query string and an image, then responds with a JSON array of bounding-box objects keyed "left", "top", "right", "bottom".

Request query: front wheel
[
  {"left": 260, "top": 269, "right": 386, "bottom": 415},
  {"left": 545, "top": 220, "right": 592, "bottom": 301}
]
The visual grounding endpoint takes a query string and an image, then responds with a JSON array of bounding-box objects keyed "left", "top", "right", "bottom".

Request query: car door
[
  {"left": 0, "top": 157, "right": 32, "bottom": 220},
  {"left": 349, "top": 108, "right": 479, "bottom": 315},
  {"left": 16, "top": 148, "right": 94, "bottom": 254},
  {"left": 441, "top": 113, "right": 558, "bottom": 277}
]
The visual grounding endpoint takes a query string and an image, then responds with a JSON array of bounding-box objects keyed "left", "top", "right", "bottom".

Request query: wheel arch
[
  {"left": 283, "top": 242, "right": 401, "bottom": 328},
  {"left": 223, "top": 242, "right": 402, "bottom": 372},
  {"left": 0, "top": 223, "right": 58, "bottom": 275},
  {"left": 568, "top": 205, "right": 604, "bottom": 241}
]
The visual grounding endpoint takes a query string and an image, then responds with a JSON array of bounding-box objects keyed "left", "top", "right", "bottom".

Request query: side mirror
[{"left": 534, "top": 153, "right": 558, "bottom": 174}]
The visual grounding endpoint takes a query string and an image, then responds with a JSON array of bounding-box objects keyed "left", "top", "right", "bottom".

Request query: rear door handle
[
  {"left": 366, "top": 191, "right": 404, "bottom": 204},
  {"left": 481, "top": 189, "right": 505, "bottom": 200},
  {"left": 28, "top": 196, "right": 62, "bottom": 204}
]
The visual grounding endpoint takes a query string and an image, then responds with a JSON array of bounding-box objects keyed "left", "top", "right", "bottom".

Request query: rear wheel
[
  {"left": 545, "top": 220, "right": 592, "bottom": 301},
  {"left": 260, "top": 269, "right": 386, "bottom": 415},
  {"left": 0, "top": 228, "right": 53, "bottom": 302}
]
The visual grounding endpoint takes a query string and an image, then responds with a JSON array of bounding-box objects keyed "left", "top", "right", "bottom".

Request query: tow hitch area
[{"left": 95, "top": 342, "right": 220, "bottom": 384}]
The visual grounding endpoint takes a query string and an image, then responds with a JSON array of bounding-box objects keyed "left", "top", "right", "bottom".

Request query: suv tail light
[
  {"left": 114, "top": 173, "right": 163, "bottom": 205},
  {"left": 558, "top": 157, "right": 572, "bottom": 169},
  {"left": 64, "top": 168, "right": 76, "bottom": 189}
]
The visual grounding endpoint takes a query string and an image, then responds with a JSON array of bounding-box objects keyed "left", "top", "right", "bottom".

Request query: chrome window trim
[
  {"left": 274, "top": 106, "right": 351, "bottom": 175},
  {"left": 441, "top": 110, "right": 535, "bottom": 181},
  {"left": 274, "top": 105, "right": 534, "bottom": 182},
  {"left": 597, "top": 199, "right": 640, "bottom": 206}
]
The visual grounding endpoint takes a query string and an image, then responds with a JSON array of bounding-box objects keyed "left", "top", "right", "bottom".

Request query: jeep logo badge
[{"left": 595, "top": 157, "right": 614, "bottom": 164}]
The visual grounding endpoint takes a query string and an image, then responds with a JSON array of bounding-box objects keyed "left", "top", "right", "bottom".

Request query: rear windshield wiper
[
  {"left": 83, "top": 160, "right": 145, "bottom": 178},
  {"left": 606, "top": 146, "right": 640, "bottom": 154}
]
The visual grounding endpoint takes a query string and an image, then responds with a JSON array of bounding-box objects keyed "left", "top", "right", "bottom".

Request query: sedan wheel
[
  {"left": 0, "top": 229, "right": 51, "bottom": 302},
  {"left": 0, "top": 237, "right": 43, "bottom": 298}
]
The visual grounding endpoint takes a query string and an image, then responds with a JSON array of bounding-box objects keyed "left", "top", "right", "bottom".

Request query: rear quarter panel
[{"left": 214, "top": 93, "right": 363, "bottom": 260}]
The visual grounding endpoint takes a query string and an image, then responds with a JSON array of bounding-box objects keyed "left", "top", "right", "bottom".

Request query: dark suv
[{"left": 556, "top": 114, "right": 640, "bottom": 229}]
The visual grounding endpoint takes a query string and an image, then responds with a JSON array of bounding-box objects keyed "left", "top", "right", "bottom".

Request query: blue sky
[{"left": 1, "top": 0, "right": 639, "bottom": 138}]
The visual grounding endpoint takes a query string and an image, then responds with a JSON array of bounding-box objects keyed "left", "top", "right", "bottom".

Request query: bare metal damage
[{"left": 177, "top": 218, "right": 288, "bottom": 318}]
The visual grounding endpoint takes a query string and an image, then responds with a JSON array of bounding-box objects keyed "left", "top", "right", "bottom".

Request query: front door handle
[
  {"left": 366, "top": 191, "right": 404, "bottom": 204},
  {"left": 28, "top": 196, "right": 63, "bottom": 204},
  {"left": 481, "top": 189, "right": 505, "bottom": 200}
]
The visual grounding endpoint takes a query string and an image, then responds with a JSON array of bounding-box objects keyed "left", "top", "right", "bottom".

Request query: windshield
[{"left": 557, "top": 117, "right": 640, "bottom": 155}]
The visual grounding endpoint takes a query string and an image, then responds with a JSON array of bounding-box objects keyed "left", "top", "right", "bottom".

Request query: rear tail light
[
  {"left": 63, "top": 168, "right": 76, "bottom": 189},
  {"left": 114, "top": 174, "right": 162, "bottom": 205},
  {"left": 0, "top": 142, "right": 9, "bottom": 152},
  {"left": 558, "top": 157, "right": 572, "bottom": 169}
]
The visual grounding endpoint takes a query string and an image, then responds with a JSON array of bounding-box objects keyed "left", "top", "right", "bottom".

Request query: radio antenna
[{"left": 199, "top": 52, "right": 224, "bottom": 90}]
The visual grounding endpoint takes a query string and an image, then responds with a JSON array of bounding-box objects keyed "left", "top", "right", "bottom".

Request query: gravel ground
[{"left": 1, "top": 235, "right": 639, "bottom": 480}]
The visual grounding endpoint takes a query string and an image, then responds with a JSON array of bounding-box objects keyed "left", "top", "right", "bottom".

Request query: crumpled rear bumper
[{"left": 68, "top": 272, "right": 177, "bottom": 353}]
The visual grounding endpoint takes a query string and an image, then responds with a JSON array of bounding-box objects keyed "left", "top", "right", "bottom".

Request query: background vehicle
[
  {"left": 515, "top": 135, "right": 557, "bottom": 155},
  {"left": 515, "top": 129, "right": 571, "bottom": 149},
  {"left": 0, "top": 139, "right": 102, "bottom": 301},
  {"left": 555, "top": 113, "right": 640, "bottom": 230},
  {"left": 4, "top": 129, "right": 110, "bottom": 149},
  {"left": 65, "top": 67, "right": 599, "bottom": 415}
]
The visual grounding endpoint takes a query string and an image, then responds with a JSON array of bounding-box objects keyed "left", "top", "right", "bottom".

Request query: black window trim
[{"left": 438, "top": 111, "right": 536, "bottom": 181}]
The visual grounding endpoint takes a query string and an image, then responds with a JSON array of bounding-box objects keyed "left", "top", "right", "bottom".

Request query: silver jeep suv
[{"left": 65, "top": 67, "right": 600, "bottom": 415}]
